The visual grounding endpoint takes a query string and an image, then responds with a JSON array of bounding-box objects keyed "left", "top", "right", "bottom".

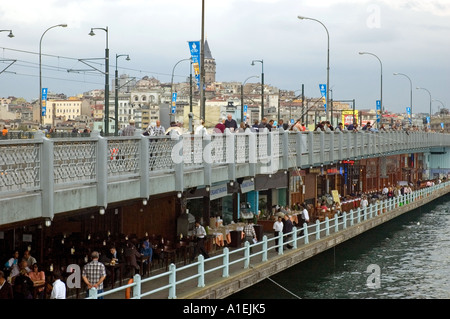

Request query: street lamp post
[
  {"left": 115, "top": 54, "right": 130, "bottom": 136},
  {"left": 89, "top": 27, "right": 109, "bottom": 135},
  {"left": 0, "top": 30, "right": 15, "bottom": 75},
  {"left": 200, "top": 0, "right": 206, "bottom": 121},
  {"left": 170, "top": 58, "right": 191, "bottom": 124},
  {"left": 417, "top": 87, "right": 432, "bottom": 128},
  {"left": 241, "top": 75, "right": 259, "bottom": 123},
  {"left": 251, "top": 60, "right": 264, "bottom": 120},
  {"left": 298, "top": 16, "right": 330, "bottom": 124},
  {"left": 359, "top": 52, "right": 382, "bottom": 127},
  {"left": 393, "top": 72, "right": 413, "bottom": 125},
  {"left": 0, "top": 29, "right": 14, "bottom": 38},
  {"left": 433, "top": 99, "right": 445, "bottom": 116},
  {"left": 39, "top": 24, "right": 67, "bottom": 127}
]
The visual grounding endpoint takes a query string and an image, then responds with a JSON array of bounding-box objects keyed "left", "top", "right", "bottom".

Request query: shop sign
[
  {"left": 290, "top": 170, "right": 306, "bottom": 176},
  {"left": 327, "top": 168, "right": 339, "bottom": 174},
  {"left": 210, "top": 183, "right": 228, "bottom": 200},
  {"left": 240, "top": 179, "right": 255, "bottom": 193}
]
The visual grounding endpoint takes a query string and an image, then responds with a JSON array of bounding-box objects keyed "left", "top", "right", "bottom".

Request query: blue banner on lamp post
[
  {"left": 171, "top": 92, "right": 177, "bottom": 114},
  {"left": 42, "top": 88, "right": 48, "bottom": 116},
  {"left": 188, "top": 41, "right": 201, "bottom": 89},
  {"left": 319, "top": 84, "right": 327, "bottom": 112},
  {"left": 376, "top": 100, "right": 381, "bottom": 123},
  {"left": 406, "top": 107, "right": 412, "bottom": 124}
]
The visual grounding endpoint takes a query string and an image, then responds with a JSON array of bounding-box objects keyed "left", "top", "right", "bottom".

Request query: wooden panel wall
[{"left": 121, "top": 195, "right": 179, "bottom": 242}]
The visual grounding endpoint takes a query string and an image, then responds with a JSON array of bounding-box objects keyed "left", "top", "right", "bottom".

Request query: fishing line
[
  {"left": 249, "top": 264, "right": 301, "bottom": 299},
  {"left": 266, "top": 276, "right": 302, "bottom": 299}
]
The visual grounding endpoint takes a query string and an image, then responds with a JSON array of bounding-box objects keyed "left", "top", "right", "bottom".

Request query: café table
[
  {"left": 104, "top": 262, "right": 123, "bottom": 289},
  {"left": 33, "top": 281, "right": 46, "bottom": 299},
  {"left": 137, "top": 255, "right": 151, "bottom": 277}
]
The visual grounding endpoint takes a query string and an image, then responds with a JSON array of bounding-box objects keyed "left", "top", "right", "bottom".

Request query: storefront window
[
  {"left": 220, "top": 196, "right": 234, "bottom": 225},
  {"left": 186, "top": 198, "right": 204, "bottom": 223}
]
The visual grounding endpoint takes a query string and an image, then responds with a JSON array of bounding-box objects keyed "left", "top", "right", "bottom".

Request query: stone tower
[{"left": 203, "top": 39, "right": 216, "bottom": 85}]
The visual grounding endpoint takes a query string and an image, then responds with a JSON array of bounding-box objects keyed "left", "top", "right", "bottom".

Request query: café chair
[
  {"left": 176, "top": 241, "right": 191, "bottom": 265},
  {"left": 161, "top": 245, "right": 177, "bottom": 271}
]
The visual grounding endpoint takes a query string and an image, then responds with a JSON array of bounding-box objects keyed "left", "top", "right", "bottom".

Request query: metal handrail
[{"left": 85, "top": 181, "right": 449, "bottom": 299}]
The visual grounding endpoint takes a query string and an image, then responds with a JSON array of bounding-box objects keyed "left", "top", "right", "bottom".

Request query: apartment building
[{"left": 43, "top": 98, "right": 82, "bottom": 126}]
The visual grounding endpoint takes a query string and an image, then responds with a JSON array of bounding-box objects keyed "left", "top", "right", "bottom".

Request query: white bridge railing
[{"left": 84, "top": 181, "right": 450, "bottom": 299}]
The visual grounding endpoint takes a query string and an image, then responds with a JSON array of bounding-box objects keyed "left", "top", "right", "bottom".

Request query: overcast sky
[{"left": 0, "top": 0, "right": 449, "bottom": 114}]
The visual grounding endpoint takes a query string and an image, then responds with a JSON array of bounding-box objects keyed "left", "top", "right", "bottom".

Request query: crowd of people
[
  {"left": 109, "top": 113, "right": 442, "bottom": 138},
  {"left": 1, "top": 249, "right": 65, "bottom": 299},
  {"left": 0, "top": 233, "right": 157, "bottom": 300},
  {"left": 192, "top": 113, "right": 439, "bottom": 136},
  {"left": 269, "top": 203, "right": 310, "bottom": 251}
]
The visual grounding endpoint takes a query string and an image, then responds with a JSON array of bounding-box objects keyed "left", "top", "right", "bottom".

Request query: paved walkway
[{"left": 67, "top": 230, "right": 281, "bottom": 299}]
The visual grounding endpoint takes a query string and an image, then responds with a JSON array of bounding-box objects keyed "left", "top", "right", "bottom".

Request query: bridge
[{"left": 0, "top": 129, "right": 448, "bottom": 226}]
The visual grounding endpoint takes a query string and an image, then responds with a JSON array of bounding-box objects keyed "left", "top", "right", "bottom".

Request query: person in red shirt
[{"left": 214, "top": 117, "right": 226, "bottom": 133}]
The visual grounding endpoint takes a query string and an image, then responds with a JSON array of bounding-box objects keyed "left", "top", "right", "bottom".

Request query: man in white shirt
[
  {"left": 382, "top": 186, "right": 389, "bottom": 197},
  {"left": 273, "top": 216, "right": 284, "bottom": 252},
  {"left": 298, "top": 204, "right": 310, "bottom": 237},
  {"left": 50, "top": 271, "right": 66, "bottom": 299},
  {"left": 195, "top": 119, "right": 207, "bottom": 135},
  {"left": 360, "top": 196, "right": 369, "bottom": 210},
  {"left": 300, "top": 204, "right": 310, "bottom": 225},
  {"left": 191, "top": 221, "right": 210, "bottom": 261}
]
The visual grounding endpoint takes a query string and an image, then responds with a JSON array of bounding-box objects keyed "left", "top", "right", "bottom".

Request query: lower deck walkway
[{"left": 71, "top": 182, "right": 450, "bottom": 300}]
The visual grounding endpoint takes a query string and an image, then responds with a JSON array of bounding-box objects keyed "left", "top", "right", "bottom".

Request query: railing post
[
  {"left": 96, "top": 132, "right": 108, "bottom": 211},
  {"left": 269, "top": 129, "right": 281, "bottom": 174},
  {"left": 334, "top": 214, "right": 339, "bottom": 232},
  {"left": 133, "top": 273, "right": 141, "bottom": 299},
  {"left": 225, "top": 129, "right": 236, "bottom": 182},
  {"left": 308, "top": 131, "right": 314, "bottom": 167},
  {"left": 203, "top": 134, "right": 212, "bottom": 187},
  {"left": 295, "top": 132, "right": 303, "bottom": 168},
  {"left": 40, "top": 132, "right": 54, "bottom": 222},
  {"left": 197, "top": 255, "right": 205, "bottom": 288},
  {"left": 329, "top": 131, "right": 335, "bottom": 164},
  {"left": 316, "top": 220, "right": 320, "bottom": 240},
  {"left": 303, "top": 223, "right": 309, "bottom": 244},
  {"left": 292, "top": 226, "right": 297, "bottom": 249},
  {"left": 168, "top": 264, "right": 177, "bottom": 299},
  {"left": 88, "top": 287, "right": 97, "bottom": 299},
  {"left": 357, "top": 207, "right": 361, "bottom": 223},
  {"left": 171, "top": 132, "right": 184, "bottom": 194},
  {"left": 338, "top": 130, "right": 343, "bottom": 160},
  {"left": 244, "top": 241, "right": 250, "bottom": 268},
  {"left": 350, "top": 209, "right": 354, "bottom": 226},
  {"left": 282, "top": 129, "right": 289, "bottom": 170},
  {"left": 319, "top": 130, "right": 325, "bottom": 164},
  {"left": 222, "top": 247, "right": 230, "bottom": 277},
  {"left": 343, "top": 212, "right": 347, "bottom": 229},
  {"left": 262, "top": 236, "right": 268, "bottom": 262},
  {"left": 278, "top": 232, "right": 284, "bottom": 255},
  {"left": 140, "top": 135, "right": 149, "bottom": 200},
  {"left": 248, "top": 129, "right": 257, "bottom": 176},
  {"left": 325, "top": 217, "right": 330, "bottom": 236}
]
